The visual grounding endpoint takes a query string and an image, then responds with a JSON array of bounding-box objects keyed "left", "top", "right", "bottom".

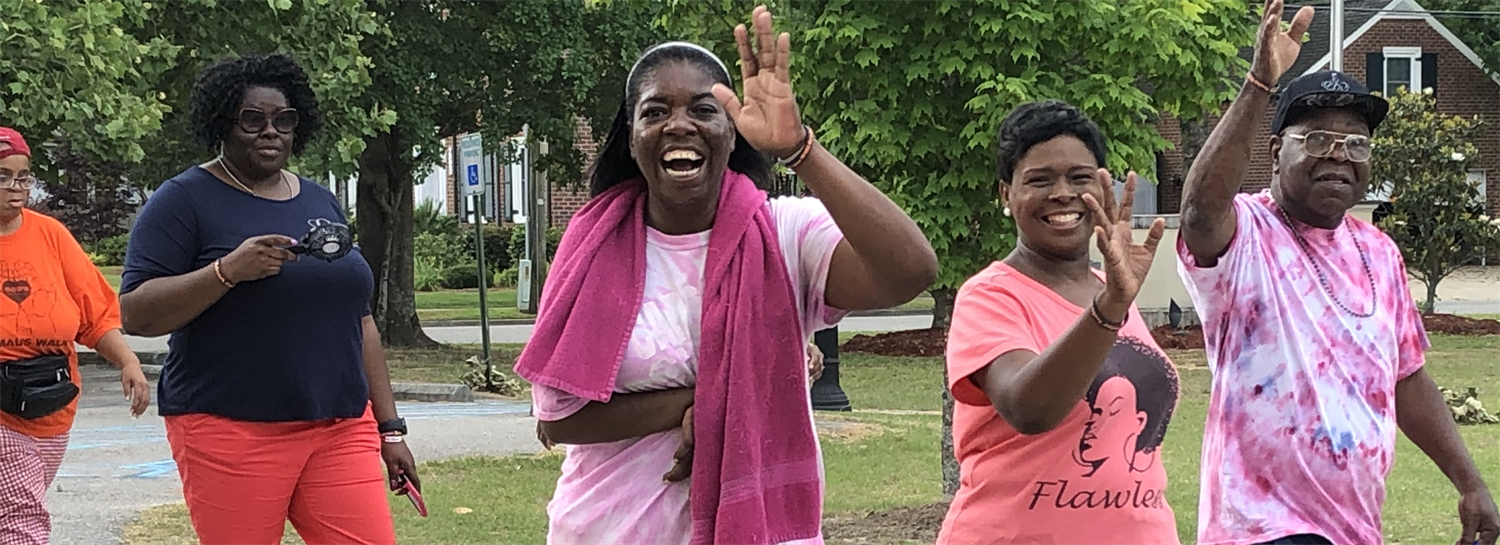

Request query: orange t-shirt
[
  {"left": 0, "top": 208, "right": 122, "bottom": 437},
  {"left": 937, "top": 262, "right": 1181, "bottom": 545}
]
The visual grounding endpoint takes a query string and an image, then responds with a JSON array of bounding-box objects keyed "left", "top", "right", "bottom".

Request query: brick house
[{"left": 1153, "top": 0, "right": 1499, "bottom": 216}]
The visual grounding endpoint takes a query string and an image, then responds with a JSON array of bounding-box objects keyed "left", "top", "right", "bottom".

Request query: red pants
[{"left": 165, "top": 405, "right": 396, "bottom": 545}]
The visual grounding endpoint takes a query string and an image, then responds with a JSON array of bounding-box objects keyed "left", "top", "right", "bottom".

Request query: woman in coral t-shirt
[
  {"left": 0, "top": 126, "right": 151, "bottom": 544},
  {"left": 938, "top": 101, "right": 1181, "bottom": 545}
]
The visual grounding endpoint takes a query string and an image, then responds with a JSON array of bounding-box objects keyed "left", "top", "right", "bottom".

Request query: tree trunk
[
  {"left": 357, "top": 128, "right": 437, "bottom": 348},
  {"left": 932, "top": 287, "right": 959, "bottom": 498},
  {"left": 1424, "top": 275, "right": 1439, "bottom": 315}
]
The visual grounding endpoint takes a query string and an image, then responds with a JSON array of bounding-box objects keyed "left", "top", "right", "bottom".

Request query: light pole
[
  {"left": 1331, "top": 0, "right": 1344, "bottom": 72},
  {"left": 809, "top": 326, "right": 850, "bottom": 411}
]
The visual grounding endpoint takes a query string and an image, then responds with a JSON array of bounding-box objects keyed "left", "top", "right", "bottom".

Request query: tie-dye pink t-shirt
[
  {"left": 1175, "top": 190, "right": 1429, "bottom": 545},
  {"left": 531, "top": 196, "right": 847, "bottom": 545}
]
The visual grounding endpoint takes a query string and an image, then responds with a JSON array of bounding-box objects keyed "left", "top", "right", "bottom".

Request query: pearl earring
[{"left": 1003, "top": 207, "right": 1011, "bottom": 217}]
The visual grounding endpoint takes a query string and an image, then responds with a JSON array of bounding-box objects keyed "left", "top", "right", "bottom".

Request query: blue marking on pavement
[{"left": 121, "top": 459, "right": 178, "bottom": 479}]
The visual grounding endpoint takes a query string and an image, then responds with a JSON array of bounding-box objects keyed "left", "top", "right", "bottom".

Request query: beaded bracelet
[
  {"left": 1246, "top": 71, "right": 1276, "bottom": 94},
  {"left": 776, "top": 125, "right": 816, "bottom": 170},
  {"left": 1090, "top": 295, "right": 1126, "bottom": 332}
]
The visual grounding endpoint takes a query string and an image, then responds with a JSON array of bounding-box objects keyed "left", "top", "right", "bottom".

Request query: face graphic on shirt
[{"left": 1073, "top": 336, "right": 1180, "bottom": 478}]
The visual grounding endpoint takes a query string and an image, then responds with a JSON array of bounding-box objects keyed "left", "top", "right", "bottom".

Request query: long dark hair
[{"left": 587, "top": 42, "right": 774, "bottom": 197}]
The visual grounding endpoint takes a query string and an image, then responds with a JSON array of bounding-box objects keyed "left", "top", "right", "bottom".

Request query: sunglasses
[
  {"left": 237, "top": 108, "right": 299, "bottom": 135},
  {"left": 1284, "top": 130, "right": 1373, "bottom": 163},
  {"left": 0, "top": 173, "right": 37, "bottom": 190}
]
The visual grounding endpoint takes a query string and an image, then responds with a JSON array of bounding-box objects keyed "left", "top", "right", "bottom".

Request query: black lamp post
[{"left": 809, "top": 326, "right": 851, "bottom": 411}]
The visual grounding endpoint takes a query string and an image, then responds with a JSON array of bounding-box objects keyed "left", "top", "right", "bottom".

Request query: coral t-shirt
[
  {"left": 0, "top": 209, "right": 123, "bottom": 437},
  {"left": 939, "top": 261, "right": 1181, "bottom": 545}
]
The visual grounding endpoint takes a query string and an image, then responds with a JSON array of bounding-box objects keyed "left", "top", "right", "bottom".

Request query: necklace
[
  {"left": 217, "top": 156, "right": 291, "bottom": 198},
  {"left": 1276, "top": 206, "right": 1378, "bottom": 318}
]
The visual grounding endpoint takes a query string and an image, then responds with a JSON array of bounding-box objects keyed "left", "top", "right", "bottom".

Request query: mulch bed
[
  {"left": 1422, "top": 313, "right": 1500, "bottom": 335},
  {"left": 840, "top": 314, "right": 1500, "bottom": 358},
  {"left": 840, "top": 328, "right": 947, "bottom": 358},
  {"left": 822, "top": 501, "right": 949, "bottom": 544}
]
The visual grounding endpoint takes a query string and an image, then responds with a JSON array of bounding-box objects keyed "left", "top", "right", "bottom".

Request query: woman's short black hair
[
  {"left": 586, "top": 42, "right": 773, "bottom": 197},
  {"left": 189, "top": 53, "right": 323, "bottom": 155},
  {"left": 995, "top": 100, "right": 1107, "bottom": 184}
]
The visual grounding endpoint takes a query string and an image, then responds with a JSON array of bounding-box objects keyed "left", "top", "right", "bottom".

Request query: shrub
[
  {"left": 506, "top": 226, "right": 563, "bottom": 266},
  {"left": 88, "top": 234, "right": 130, "bottom": 267},
  {"left": 461, "top": 223, "right": 516, "bottom": 272}
]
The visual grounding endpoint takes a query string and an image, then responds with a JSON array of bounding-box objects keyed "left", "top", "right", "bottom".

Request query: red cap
[{"left": 0, "top": 127, "right": 32, "bottom": 161}]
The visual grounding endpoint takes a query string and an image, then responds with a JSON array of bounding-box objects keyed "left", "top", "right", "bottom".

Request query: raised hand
[
  {"left": 710, "top": 5, "right": 805, "bottom": 159},
  {"left": 1081, "top": 170, "right": 1167, "bottom": 322},
  {"left": 1251, "top": 0, "right": 1315, "bottom": 85}
]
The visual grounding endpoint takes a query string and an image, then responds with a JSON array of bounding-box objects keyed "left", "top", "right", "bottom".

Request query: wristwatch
[{"left": 378, "top": 417, "right": 408, "bottom": 436}]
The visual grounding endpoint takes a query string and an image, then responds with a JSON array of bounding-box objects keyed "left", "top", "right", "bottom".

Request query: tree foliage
[
  {"left": 0, "top": 0, "right": 179, "bottom": 168},
  {"left": 1425, "top": 0, "right": 1500, "bottom": 80},
  {"left": 351, "top": 0, "right": 664, "bottom": 346},
  {"left": 1371, "top": 87, "right": 1499, "bottom": 313}
]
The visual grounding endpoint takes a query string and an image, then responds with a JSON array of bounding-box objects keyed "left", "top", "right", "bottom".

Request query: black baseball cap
[{"left": 1270, "top": 70, "right": 1390, "bottom": 135}]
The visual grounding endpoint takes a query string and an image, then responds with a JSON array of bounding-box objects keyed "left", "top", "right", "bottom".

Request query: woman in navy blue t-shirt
[{"left": 120, "top": 53, "right": 419, "bottom": 545}]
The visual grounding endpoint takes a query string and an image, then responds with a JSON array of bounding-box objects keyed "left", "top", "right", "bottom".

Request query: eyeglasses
[
  {"left": 1285, "top": 130, "right": 1373, "bottom": 163},
  {"left": 237, "top": 108, "right": 299, "bottom": 135},
  {"left": 0, "top": 173, "right": 37, "bottom": 190}
]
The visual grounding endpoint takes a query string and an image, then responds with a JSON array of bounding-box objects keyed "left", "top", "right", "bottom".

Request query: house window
[
  {"left": 1383, "top": 47, "right": 1422, "bottom": 96},
  {"left": 505, "top": 139, "right": 528, "bottom": 223},
  {"left": 1469, "top": 169, "right": 1487, "bottom": 206}
]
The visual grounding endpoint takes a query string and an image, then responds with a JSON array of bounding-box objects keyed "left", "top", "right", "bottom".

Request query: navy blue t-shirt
[{"left": 121, "top": 166, "right": 373, "bottom": 422}]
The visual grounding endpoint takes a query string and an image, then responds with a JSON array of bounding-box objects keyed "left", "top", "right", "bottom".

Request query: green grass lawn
[
  {"left": 99, "top": 266, "right": 932, "bottom": 322},
  {"left": 123, "top": 334, "right": 1500, "bottom": 545}
]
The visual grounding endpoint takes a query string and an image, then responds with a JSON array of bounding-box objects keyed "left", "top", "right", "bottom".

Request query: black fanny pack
[{"left": 0, "top": 355, "right": 79, "bottom": 419}]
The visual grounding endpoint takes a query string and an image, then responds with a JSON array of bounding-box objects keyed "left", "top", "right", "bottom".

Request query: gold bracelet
[
  {"left": 1090, "top": 296, "right": 1125, "bottom": 332},
  {"left": 213, "top": 259, "right": 235, "bottom": 288}
]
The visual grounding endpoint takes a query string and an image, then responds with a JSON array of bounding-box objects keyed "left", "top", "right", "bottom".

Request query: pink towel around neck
[{"left": 513, "top": 169, "right": 823, "bottom": 544}]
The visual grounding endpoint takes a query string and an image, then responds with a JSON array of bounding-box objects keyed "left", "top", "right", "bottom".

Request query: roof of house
[{"left": 1237, "top": 0, "right": 1389, "bottom": 87}]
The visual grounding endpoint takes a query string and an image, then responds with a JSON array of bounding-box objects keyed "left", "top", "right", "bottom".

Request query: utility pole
[{"left": 1331, "top": 0, "right": 1344, "bottom": 72}]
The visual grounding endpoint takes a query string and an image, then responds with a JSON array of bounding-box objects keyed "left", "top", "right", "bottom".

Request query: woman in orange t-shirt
[
  {"left": 938, "top": 101, "right": 1182, "bottom": 544},
  {"left": 0, "top": 126, "right": 151, "bottom": 544}
]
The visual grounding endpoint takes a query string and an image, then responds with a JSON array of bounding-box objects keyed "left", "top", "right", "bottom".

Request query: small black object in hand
[{"left": 290, "top": 219, "right": 353, "bottom": 262}]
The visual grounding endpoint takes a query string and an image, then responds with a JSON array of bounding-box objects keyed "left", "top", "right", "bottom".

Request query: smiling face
[
  {"left": 1271, "top": 108, "right": 1373, "bottom": 227},
  {"left": 629, "top": 61, "right": 736, "bottom": 221},
  {"left": 222, "top": 85, "right": 296, "bottom": 179},
  {"left": 1001, "top": 135, "right": 1106, "bottom": 261},
  {"left": 0, "top": 153, "right": 31, "bottom": 222}
]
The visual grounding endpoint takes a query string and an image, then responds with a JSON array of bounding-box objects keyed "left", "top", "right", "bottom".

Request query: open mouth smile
[{"left": 661, "top": 149, "right": 706, "bottom": 181}]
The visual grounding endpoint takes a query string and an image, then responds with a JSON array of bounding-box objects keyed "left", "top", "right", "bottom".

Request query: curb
[
  {"left": 81, "top": 352, "right": 474, "bottom": 403},
  {"left": 420, "top": 308, "right": 934, "bottom": 328}
]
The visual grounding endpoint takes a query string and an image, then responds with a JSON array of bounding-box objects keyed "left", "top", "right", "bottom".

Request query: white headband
[{"left": 626, "top": 41, "right": 732, "bottom": 98}]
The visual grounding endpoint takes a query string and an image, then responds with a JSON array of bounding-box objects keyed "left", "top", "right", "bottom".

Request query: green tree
[
  {"left": 351, "top": 0, "right": 663, "bottom": 345},
  {"left": 661, "top": 0, "right": 1255, "bottom": 496},
  {"left": 1425, "top": 0, "right": 1500, "bottom": 79},
  {"left": 0, "top": 0, "right": 179, "bottom": 168},
  {"left": 1371, "top": 87, "right": 1499, "bottom": 313}
]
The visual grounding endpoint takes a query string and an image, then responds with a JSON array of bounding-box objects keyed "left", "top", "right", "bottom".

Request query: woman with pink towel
[{"left": 513, "top": 5, "right": 937, "bottom": 545}]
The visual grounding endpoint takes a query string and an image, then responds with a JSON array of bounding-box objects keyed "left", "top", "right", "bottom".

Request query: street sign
[{"left": 459, "top": 133, "right": 484, "bottom": 196}]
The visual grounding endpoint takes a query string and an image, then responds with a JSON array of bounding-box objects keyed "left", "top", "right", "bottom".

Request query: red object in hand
[{"left": 394, "top": 475, "right": 427, "bottom": 517}]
